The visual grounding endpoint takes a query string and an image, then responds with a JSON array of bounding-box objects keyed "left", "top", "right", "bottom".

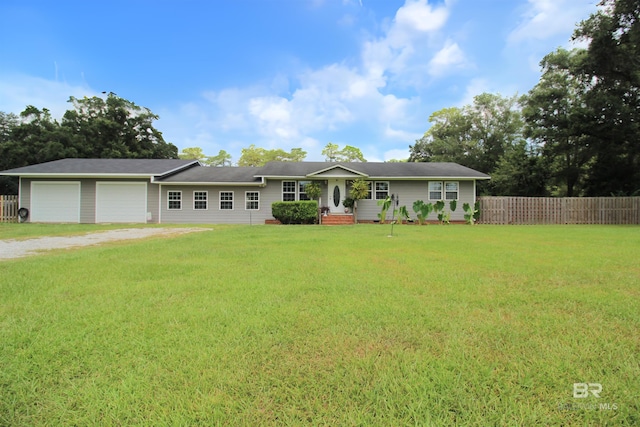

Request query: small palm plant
[
  {"left": 305, "top": 182, "right": 322, "bottom": 223},
  {"left": 433, "top": 200, "right": 446, "bottom": 224},
  {"left": 463, "top": 201, "right": 480, "bottom": 225},
  {"left": 349, "top": 179, "right": 370, "bottom": 223},
  {"left": 377, "top": 196, "right": 392, "bottom": 224}
]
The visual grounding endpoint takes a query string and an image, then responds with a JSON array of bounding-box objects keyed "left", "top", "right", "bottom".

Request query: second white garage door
[{"left": 96, "top": 182, "right": 148, "bottom": 223}]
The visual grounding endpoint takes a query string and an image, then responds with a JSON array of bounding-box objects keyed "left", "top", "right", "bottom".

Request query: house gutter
[{"left": 155, "top": 180, "right": 265, "bottom": 187}]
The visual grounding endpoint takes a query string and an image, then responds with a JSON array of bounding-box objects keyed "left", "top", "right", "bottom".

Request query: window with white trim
[
  {"left": 358, "top": 181, "right": 372, "bottom": 200},
  {"left": 282, "top": 181, "right": 296, "bottom": 201},
  {"left": 219, "top": 191, "right": 234, "bottom": 210},
  {"left": 194, "top": 191, "right": 208, "bottom": 210},
  {"left": 245, "top": 191, "right": 260, "bottom": 210},
  {"left": 298, "top": 181, "right": 311, "bottom": 201},
  {"left": 428, "top": 182, "right": 443, "bottom": 200},
  {"left": 375, "top": 181, "right": 389, "bottom": 200},
  {"left": 445, "top": 182, "right": 459, "bottom": 200},
  {"left": 168, "top": 191, "right": 182, "bottom": 210}
]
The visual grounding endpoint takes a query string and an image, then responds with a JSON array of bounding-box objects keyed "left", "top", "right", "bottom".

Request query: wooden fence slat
[
  {"left": 0, "top": 195, "right": 19, "bottom": 223},
  {"left": 477, "top": 196, "right": 640, "bottom": 225}
]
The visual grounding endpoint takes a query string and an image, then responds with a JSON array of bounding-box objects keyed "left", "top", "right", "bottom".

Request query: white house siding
[
  {"left": 79, "top": 179, "right": 96, "bottom": 223},
  {"left": 147, "top": 184, "right": 160, "bottom": 223},
  {"left": 159, "top": 185, "right": 278, "bottom": 224},
  {"left": 19, "top": 178, "right": 31, "bottom": 214},
  {"left": 348, "top": 180, "right": 476, "bottom": 222},
  {"left": 19, "top": 177, "right": 477, "bottom": 224}
]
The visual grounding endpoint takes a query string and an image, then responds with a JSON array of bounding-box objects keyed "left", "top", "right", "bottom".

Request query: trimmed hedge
[{"left": 271, "top": 201, "right": 318, "bottom": 224}]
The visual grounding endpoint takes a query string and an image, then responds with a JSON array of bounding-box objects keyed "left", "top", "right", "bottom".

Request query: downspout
[
  {"left": 19, "top": 177, "right": 24, "bottom": 222},
  {"left": 473, "top": 180, "right": 476, "bottom": 204},
  {"left": 158, "top": 183, "right": 162, "bottom": 224}
]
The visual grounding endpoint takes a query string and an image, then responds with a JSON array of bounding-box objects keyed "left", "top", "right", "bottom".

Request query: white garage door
[
  {"left": 31, "top": 182, "right": 81, "bottom": 223},
  {"left": 96, "top": 182, "right": 148, "bottom": 223}
]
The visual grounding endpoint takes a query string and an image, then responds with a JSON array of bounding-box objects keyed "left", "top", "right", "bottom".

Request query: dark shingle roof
[
  {"left": 257, "top": 162, "right": 490, "bottom": 179},
  {"left": 1, "top": 158, "right": 490, "bottom": 181},
  {"left": 157, "top": 166, "right": 262, "bottom": 183},
  {"left": 0, "top": 158, "right": 198, "bottom": 176}
]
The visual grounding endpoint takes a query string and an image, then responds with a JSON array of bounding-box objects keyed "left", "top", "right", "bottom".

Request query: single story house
[{"left": 0, "top": 158, "right": 490, "bottom": 224}]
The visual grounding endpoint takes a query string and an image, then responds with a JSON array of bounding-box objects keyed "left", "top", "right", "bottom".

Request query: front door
[{"left": 328, "top": 179, "right": 346, "bottom": 213}]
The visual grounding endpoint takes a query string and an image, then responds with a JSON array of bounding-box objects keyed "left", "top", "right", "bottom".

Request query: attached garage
[
  {"left": 96, "top": 182, "right": 148, "bottom": 223},
  {"left": 31, "top": 182, "right": 81, "bottom": 223}
]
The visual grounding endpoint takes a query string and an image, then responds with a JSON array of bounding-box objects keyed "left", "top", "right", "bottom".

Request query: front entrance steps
[{"left": 321, "top": 213, "right": 354, "bottom": 225}]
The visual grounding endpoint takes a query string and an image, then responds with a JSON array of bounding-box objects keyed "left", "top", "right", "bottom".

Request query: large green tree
[
  {"left": 0, "top": 107, "right": 78, "bottom": 171},
  {"left": 321, "top": 142, "right": 367, "bottom": 162},
  {"left": 490, "top": 140, "right": 549, "bottom": 196},
  {"left": 469, "top": 93, "right": 526, "bottom": 174},
  {"left": 573, "top": 0, "right": 640, "bottom": 195},
  {"left": 179, "top": 147, "right": 206, "bottom": 161},
  {"left": 409, "top": 107, "right": 476, "bottom": 166},
  {"left": 409, "top": 93, "right": 528, "bottom": 195},
  {"left": 207, "top": 149, "right": 233, "bottom": 167},
  {"left": 0, "top": 111, "right": 22, "bottom": 193},
  {"left": 178, "top": 148, "right": 234, "bottom": 166},
  {"left": 0, "top": 95, "right": 178, "bottom": 193},
  {"left": 521, "top": 48, "right": 593, "bottom": 196},
  {"left": 61, "top": 93, "right": 178, "bottom": 159},
  {"left": 237, "top": 145, "right": 307, "bottom": 167}
]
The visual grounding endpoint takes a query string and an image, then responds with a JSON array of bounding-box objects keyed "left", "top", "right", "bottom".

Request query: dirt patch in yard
[{"left": 0, "top": 227, "right": 210, "bottom": 260}]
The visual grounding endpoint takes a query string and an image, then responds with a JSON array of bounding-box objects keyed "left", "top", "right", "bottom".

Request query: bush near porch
[{"left": 271, "top": 200, "right": 318, "bottom": 224}]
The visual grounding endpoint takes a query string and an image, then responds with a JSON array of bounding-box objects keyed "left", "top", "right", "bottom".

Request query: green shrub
[
  {"left": 272, "top": 201, "right": 319, "bottom": 224},
  {"left": 342, "top": 197, "right": 355, "bottom": 209}
]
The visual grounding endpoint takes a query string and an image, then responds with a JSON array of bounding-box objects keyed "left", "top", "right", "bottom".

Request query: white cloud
[
  {"left": 362, "top": 0, "right": 452, "bottom": 82},
  {"left": 157, "top": 0, "right": 458, "bottom": 159},
  {"left": 384, "top": 148, "right": 411, "bottom": 161},
  {"left": 0, "top": 73, "right": 93, "bottom": 118},
  {"left": 249, "top": 97, "right": 297, "bottom": 139},
  {"left": 508, "top": 0, "right": 597, "bottom": 44},
  {"left": 428, "top": 40, "right": 469, "bottom": 76},
  {"left": 457, "top": 78, "right": 491, "bottom": 107},
  {"left": 383, "top": 125, "right": 422, "bottom": 143},
  {"left": 395, "top": 0, "right": 449, "bottom": 33}
]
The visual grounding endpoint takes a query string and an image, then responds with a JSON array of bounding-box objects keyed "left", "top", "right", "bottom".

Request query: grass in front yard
[{"left": 1, "top": 225, "right": 639, "bottom": 425}]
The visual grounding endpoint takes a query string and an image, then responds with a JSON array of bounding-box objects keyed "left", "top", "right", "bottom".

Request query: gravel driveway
[{"left": 0, "top": 227, "right": 210, "bottom": 260}]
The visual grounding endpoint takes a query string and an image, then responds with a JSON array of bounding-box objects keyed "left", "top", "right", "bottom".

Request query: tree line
[
  {"left": 1, "top": 0, "right": 637, "bottom": 196},
  {"left": 410, "top": 0, "right": 639, "bottom": 197},
  {"left": 0, "top": 94, "right": 179, "bottom": 193}
]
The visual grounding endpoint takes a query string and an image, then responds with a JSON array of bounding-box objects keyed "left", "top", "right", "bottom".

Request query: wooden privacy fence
[
  {"left": 1, "top": 195, "right": 19, "bottom": 223},
  {"left": 478, "top": 196, "right": 640, "bottom": 225}
]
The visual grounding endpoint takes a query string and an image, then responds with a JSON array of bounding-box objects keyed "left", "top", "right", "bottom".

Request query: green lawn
[{"left": 1, "top": 224, "right": 638, "bottom": 426}]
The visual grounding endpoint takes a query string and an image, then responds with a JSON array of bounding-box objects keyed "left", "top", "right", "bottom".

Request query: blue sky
[{"left": 0, "top": 0, "right": 598, "bottom": 162}]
